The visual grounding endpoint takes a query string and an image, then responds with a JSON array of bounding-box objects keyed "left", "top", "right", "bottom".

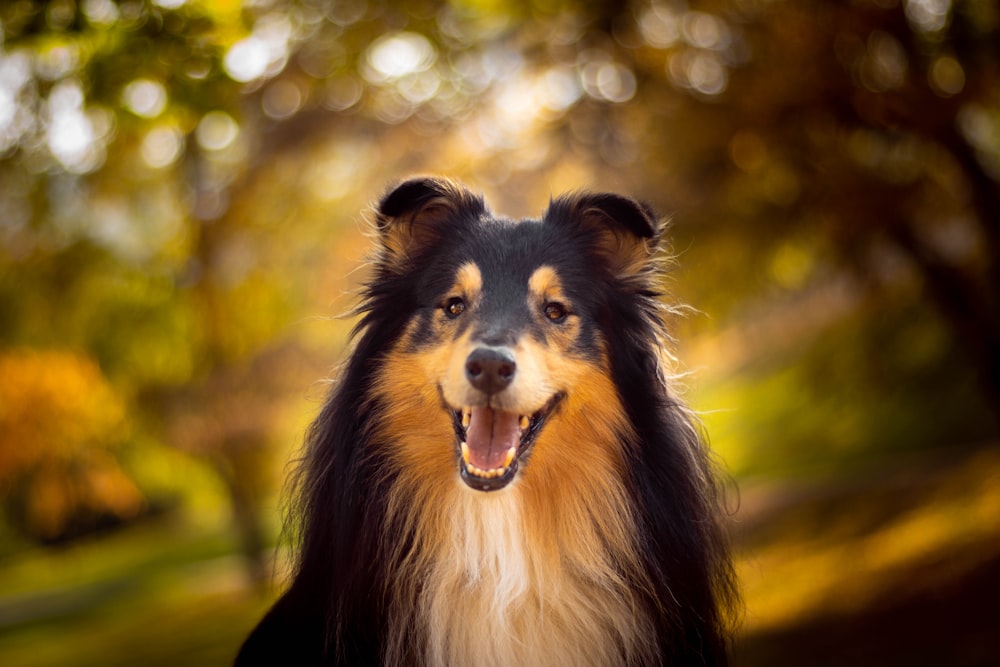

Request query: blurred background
[{"left": 1, "top": 0, "right": 998, "bottom": 665}]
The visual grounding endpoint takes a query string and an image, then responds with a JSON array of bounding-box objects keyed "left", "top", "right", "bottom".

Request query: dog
[{"left": 236, "top": 177, "right": 737, "bottom": 666}]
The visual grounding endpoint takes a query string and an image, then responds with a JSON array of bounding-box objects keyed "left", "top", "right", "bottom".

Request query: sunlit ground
[
  {"left": 736, "top": 448, "right": 1000, "bottom": 633},
  {"left": 1, "top": 429, "right": 997, "bottom": 666}
]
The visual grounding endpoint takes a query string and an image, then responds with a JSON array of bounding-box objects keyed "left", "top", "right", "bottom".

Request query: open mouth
[{"left": 450, "top": 394, "right": 563, "bottom": 492}]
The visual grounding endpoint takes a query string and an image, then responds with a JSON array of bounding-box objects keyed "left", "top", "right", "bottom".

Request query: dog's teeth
[
  {"left": 461, "top": 442, "right": 470, "bottom": 462},
  {"left": 519, "top": 415, "right": 529, "bottom": 430},
  {"left": 462, "top": 410, "right": 471, "bottom": 428},
  {"left": 464, "top": 457, "right": 511, "bottom": 479},
  {"left": 503, "top": 448, "right": 515, "bottom": 468}
]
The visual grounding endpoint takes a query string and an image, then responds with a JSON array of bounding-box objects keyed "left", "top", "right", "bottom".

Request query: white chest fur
[{"left": 411, "top": 488, "right": 654, "bottom": 667}]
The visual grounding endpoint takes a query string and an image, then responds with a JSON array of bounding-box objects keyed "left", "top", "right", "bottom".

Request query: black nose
[{"left": 465, "top": 346, "right": 516, "bottom": 395}]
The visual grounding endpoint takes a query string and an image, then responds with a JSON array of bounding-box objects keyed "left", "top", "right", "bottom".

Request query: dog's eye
[
  {"left": 444, "top": 297, "right": 466, "bottom": 319},
  {"left": 543, "top": 302, "right": 568, "bottom": 323}
]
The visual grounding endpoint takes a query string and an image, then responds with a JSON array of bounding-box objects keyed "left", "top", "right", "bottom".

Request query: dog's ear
[
  {"left": 375, "top": 177, "right": 485, "bottom": 268},
  {"left": 546, "top": 192, "right": 662, "bottom": 279}
]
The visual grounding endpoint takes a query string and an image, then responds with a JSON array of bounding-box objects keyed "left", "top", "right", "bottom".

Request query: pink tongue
[{"left": 466, "top": 407, "right": 520, "bottom": 470}]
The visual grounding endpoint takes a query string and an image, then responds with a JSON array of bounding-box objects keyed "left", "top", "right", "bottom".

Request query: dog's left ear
[
  {"left": 546, "top": 192, "right": 662, "bottom": 279},
  {"left": 375, "top": 177, "right": 485, "bottom": 271}
]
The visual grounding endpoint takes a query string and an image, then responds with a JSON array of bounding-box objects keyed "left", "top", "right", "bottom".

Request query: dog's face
[
  {"left": 406, "top": 248, "right": 599, "bottom": 492},
  {"left": 369, "top": 178, "right": 660, "bottom": 492}
]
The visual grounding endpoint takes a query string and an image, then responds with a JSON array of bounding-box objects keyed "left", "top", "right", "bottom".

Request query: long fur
[{"left": 236, "top": 177, "right": 738, "bottom": 666}]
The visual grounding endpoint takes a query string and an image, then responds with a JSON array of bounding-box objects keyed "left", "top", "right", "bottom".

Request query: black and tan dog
[{"left": 237, "top": 177, "right": 737, "bottom": 666}]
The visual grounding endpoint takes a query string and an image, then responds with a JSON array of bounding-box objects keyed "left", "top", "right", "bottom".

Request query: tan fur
[
  {"left": 454, "top": 262, "right": 483, "bottom": 298},
  {"left": 369, "top": 268, "right": 661, "bottom": 666},
  {"left": 527, "top": 265, "right": 561, "bottom": 298}
]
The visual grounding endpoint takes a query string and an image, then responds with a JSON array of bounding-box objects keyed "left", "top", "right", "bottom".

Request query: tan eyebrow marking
[
  {"left": 528, "top": 265, "right": 562, "bottom": 299},
  {"left": 454, "top": 262, "right": 482, "bottom": 297}
]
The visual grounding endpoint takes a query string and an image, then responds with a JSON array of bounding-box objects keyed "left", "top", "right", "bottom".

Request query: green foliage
[
  {"left": 1, "top": 1, "right": 999, "bottom": 663},
  {"left": 0, "top": 0, "right": 997, "bottom": 535},
  {"left": 698, "top": 297, "right": 992, "bottom": 479}
]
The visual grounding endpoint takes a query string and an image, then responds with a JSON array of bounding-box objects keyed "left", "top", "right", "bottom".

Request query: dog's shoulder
[{"left": 234, "top": 589, "right": 326, "bottom": 666}]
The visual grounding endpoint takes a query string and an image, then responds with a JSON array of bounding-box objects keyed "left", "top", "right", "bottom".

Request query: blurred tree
[
  {"left": 619, "top": 0, "right": 1000, "bottom": 418},
  {"left": 0, "top": 0, "right": 307, "bottom": 560},
  {"left": 1, "top": 0, "right": 998, "bottom": 554}
]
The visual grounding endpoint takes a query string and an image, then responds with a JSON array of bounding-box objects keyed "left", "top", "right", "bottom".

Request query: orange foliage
[{"left": 0, "top": 350, "right": 143, "bottom": 541}]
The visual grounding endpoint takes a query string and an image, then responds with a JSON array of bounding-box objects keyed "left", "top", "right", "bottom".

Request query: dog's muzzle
[{"left": 452, "top": 346, "right": 562, "bottom": 492}]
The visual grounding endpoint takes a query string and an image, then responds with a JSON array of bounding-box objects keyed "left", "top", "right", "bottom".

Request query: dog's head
[{"left": 367, "top": 177, "right": 662, "bottom": 492}]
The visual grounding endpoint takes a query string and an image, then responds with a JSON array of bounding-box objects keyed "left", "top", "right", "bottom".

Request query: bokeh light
[
  {"left": 363, "top": 31, "right": 438, "bottom": 83},
  {"left": 122, "top": 79, "right": 167, "bottom": 118},
  {"left": 141, "top": 124, "right": 184, "bottom": 169},
  {"left": 1, "top": 1, "right": 999, "bottom": 665},
  {"left": 195, "top": 111, "right": 239, "bottom": 152}
]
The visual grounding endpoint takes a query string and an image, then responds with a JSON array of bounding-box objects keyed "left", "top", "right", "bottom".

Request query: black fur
[{"left": 236, "top": 177, "right": 737, "bottom": 666}]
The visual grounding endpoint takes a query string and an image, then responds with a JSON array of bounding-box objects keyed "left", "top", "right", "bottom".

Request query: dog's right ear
[{"left": 375, "top": 177, "right": 485, "bottom": 269}]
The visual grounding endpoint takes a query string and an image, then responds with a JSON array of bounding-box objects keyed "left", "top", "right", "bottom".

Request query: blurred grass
[
  {"left": 1, "top": 447, "right": 998, "bottom": 665},
  {"left": 0, "top": 514, "right": 280, "bottom": 667},
  {"left": 735, "top": 447, "right": 1000, "bottom": 635},
  {"left": 733, "top": 446, "right": 1000, "bottom": 666}
]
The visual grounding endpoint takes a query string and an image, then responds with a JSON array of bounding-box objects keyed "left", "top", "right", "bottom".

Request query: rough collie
[{"left": 236, "top": 177, "right": 737, "bottom": 666}]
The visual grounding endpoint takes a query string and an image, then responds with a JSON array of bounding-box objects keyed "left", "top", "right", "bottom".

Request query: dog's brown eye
[
  {"left": 544, "top": 302, "right": 567, "bottom": 323},
  {"left": 444, "top": 297, "right": 466, "bottom": 319}
]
